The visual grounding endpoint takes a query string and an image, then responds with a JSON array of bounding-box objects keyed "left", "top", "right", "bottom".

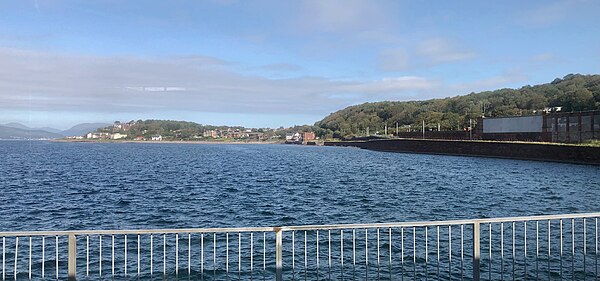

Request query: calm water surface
[{"left": 1, "top": 140, "right": 599, "bottom": 231}]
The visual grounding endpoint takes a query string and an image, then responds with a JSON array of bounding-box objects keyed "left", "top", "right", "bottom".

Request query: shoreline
[{"left": 51, "top": 139, "right": 285, "bottom": 145}]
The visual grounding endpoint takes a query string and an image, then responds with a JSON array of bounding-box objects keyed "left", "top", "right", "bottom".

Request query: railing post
[
  {"left": 473, "top": 222, "right": 480, "bottom": 281},
  {"left": 275, "top": 228, "right": 283, "bottom": 281},
  {"left": 68, "top": 233, "right": 77, "bottom": 281}
]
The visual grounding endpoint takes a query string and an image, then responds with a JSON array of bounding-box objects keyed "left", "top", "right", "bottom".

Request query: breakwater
[{"left": 325, "top": 139, "right": 600, "bottom": 165}]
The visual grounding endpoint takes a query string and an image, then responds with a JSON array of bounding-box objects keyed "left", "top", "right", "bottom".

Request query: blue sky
[{"left": 0, "top": 0, "right": 599, "bottom": 129}]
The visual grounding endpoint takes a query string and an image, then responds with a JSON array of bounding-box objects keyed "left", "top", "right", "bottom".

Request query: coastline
[{"left": 51, "top": 139, "right": 284, "bottom": 145}]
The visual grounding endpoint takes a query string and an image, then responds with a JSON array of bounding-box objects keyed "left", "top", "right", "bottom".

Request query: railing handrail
[{"left": 1, "top": 212, "right": 598, "bottom": 237}]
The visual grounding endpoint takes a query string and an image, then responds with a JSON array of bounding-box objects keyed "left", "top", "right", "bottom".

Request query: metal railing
[{"left": 0, "top": 213, "right": 598, "bottom": 280}]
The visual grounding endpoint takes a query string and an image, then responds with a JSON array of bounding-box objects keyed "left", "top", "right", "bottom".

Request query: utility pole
[
  {"left": 396, "top": 122, "right": 399, "bottom": 137},
  {"left": 422, "top": 120, "right": 425, "bottom": 139},
  {"left": 469, "top": 119, "right": 473, "bottom": 140}
]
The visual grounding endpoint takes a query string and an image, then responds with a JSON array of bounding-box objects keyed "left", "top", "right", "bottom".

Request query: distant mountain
[
  {"left": 0, "top": 125, "right": 64, "bottom": 139},
  {"left": 39, "top": 127, "right": 63, "bottom": 134},
  {"left": 3, "top": 122, "right": 62, "bottom": 134},
  {"left": 3, "top": 122, "right": 32, "bottom": 130},
  {"left": 61, "top": 123, "right": 110, "bottom": 137}
]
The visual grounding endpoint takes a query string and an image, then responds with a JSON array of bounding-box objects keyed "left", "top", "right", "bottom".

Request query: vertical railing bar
[
  {"left": 2, "top": 236, "right": 5, "bottom": 281},
  {"left": 176, "top": 233, "right": 179, "bottom": 276},
  {"left": 595, "top": 217, "right": 598, "bottom": 281},
  {"left": 28, "top": 237, "right": 31, "bottom": 280},
  {"left": 548, "top": 220, "right": 550, "bottom": 281},
  {"left": 111, "top": 235, "right": 114, "bottom": 277},
  {"left": 437, "top": 226, "right": 440, "bottom": 281},
  {"left": 67, "top": 234, "right": 75, "bottom": 281},
  {"left": 389, "top": 228, "right": 392, "bottom": 281},
  {"left": 303, "top": 231, "right": 306, "bottom": 281},
  {"left": 14, "top": 237, "right": 18, "bottom": 280},
  {"left": 365, "top": 229, "right": 369, "bottom": 277},
  {"left": 292, "top": 231, "right": 295, "bottom": 279},
  {"left": 85, "top": 235, "right": 89, "bottom": 277},
  {"left": 501, "top": 222, "right": 504, "bottom": 281},
  {"left": 595, "top": 218, "right": 598, "bottom": 280},
  {"left": 401, "top": 227, "right": 404, "bottom": 281},
  {"left": 511, "top": 222, "right": 515, "bottom": 281},
  {"left": 584, "top": 218, "right": 587, "bottom": 281},
  {"left": 41, "top": 237, "right": 44, "bottom": 280},
  {"left": 226, "top": 233, "right": 229, "bottom": 275},
  {"left": 571, "top": 219, "right": 574, "bottom": 281},
  {"left": 55, "top": 236, "right": 58, "bottom": 281},
  {"left": 473, "top": 223, "right": 480, "bottom": 281},
  {"left": 138, "top": 234, "right": 141, "bottom": 277},
  {"left": 425, "top": 227, "right": 429, "bottom": 281},
  {"left": 536, "top": 221, "right": 539, "bottom": 281},
  {"left": 124, "top": 234, "right": 128, "bottom": 277},
  {"left": 213, "top": 233, "right": 216, "bottom": 278},
  {"left": 200, "top": 233, "right": 204, "bottom": 279},
  {"left": 164, "top": 234, "right": 167, "bottom": 277},
  {"left": 525, "top": 222, "right": 528, "bottom": 281},
  {"left": 263, "top": 232, "right": 266, "bottom": 272},
  {"left": 276, "top": 229, "right": 283, "bottom": 281},
  {"left": 189, "top": 233, "right": 191, "bottom": 276},
  {"left": 250, "top": 232, "right": 253, "bottom": 274},
  {"left": 377, "top": 228, "right": 380, "bottom": 274},
  {"left": 329, "top": 230, "right": 332, "bottom": 271},
  {"left": 413, "top": 227, "right": 416, "bottom": 281},
  {"left": 99, "top": 236, "right": 102, "bottom": 277},
  {"left": 316, "top": 230, "right": 320, "bottom": 272},
  {"left": 490, "top": 223, "right": 492, "bottom": 281},
  {"left": 461, "top": 224, "right": 464, "bottom": 281},
  {"left": 352, "top": 229, "right": 356, "bottom": 271},
  {"left": 151, "top": 234, "right": 153, "bottom": 276},
  {"left": 560, "top": 219, "right": 563, "bottom": 280},
  {"left": 340, "top": 230, "right": 343, "bottom": 276},
  {"left": 449, "top": 225, "right": 452, "bottom": 280},
  {"left": 558, "top": 219, "right": 563, "bottom": 280},
  {"left": 238, "top": 232, "right": 241, "bottom": 277}
]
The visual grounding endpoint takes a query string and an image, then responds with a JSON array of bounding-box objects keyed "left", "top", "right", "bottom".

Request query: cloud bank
[{"left": 0, "top": 48, "right": 441, "bottom": 121}]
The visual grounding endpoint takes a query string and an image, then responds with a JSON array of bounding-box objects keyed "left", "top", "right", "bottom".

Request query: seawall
[{"left": 325, "top": 139, "right": 600, "bottom": 165}]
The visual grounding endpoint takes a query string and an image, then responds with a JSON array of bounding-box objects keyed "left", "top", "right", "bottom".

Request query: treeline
[
  {"left": 95, "top": 119, "right": 334, "bottom": 141},
  {"left": 315, "top": 74, "right": 600, "bottom": 138},
  {"left": 97, "top": 120, "right": 270, "bottom": 140}
]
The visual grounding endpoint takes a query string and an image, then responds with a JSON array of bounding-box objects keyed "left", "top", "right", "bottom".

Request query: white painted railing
[{"left": 0, "top": 213, "right": 598, "bottom": 280}]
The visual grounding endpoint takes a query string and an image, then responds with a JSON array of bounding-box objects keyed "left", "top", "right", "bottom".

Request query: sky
[{"left": 0, "top": 0, "right": 599, "bottom": 129}]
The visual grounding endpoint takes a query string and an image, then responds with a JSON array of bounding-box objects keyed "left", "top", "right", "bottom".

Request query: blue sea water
[{"left": 0, "top": 140, "right": 599, "bottom": 231}]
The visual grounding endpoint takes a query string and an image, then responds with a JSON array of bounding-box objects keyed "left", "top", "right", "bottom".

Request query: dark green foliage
[{"left": 316, "top": 74, "right": 600, "bottom": 137}]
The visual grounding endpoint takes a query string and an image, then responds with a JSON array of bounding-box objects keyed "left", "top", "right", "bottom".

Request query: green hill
[{"left": 315, "top": 74, "right": 600, "bottom": 138}]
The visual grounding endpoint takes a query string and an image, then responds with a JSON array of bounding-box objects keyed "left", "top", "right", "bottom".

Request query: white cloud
[
  {"left": 378, "top": 38, "right": 476, "bottom": 71},
  {"left": 531, "top": 52, "right": 558, "bottom": 63},
  {"left": 340, "top": 76, "right": 436, "bottom": 93},
  {"left": 416, "top": 38, "right": 476, "bottom": 64},
  {"left": 520, "top": 0, "right": 582, "bottom": 27},
  {"left": 260, "top": 63, "right": 303, "bottom": 72},
  {"left": 378, "top": 48, "right": 410, "bottom": 71},
  {"left": 295, "top": 0, "right": 391, "bottom": 33},
  {"left": 0, "top": 48, "right": 442, "bottom": 120},
  {"left": 450, "top": 72, "right": 528, "bottom": 94}
]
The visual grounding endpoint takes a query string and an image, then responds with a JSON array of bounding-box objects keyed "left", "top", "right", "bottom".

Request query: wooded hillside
[{"left": 315, "top": 74, "right": 600, "bottom": 138}]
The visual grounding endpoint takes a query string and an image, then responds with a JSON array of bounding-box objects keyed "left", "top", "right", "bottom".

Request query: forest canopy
[{"left": 315, "top": 74, "right": 600, "bottom": 138}]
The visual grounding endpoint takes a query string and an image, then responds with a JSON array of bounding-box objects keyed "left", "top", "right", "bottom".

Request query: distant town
[{"left": 66, "top": 120, "right": 320, "bottom": 144}]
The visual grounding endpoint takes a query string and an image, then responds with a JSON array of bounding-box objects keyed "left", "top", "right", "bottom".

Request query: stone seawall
[{"left": 325, "top": 139, "right": 600, "bottom": 165}]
